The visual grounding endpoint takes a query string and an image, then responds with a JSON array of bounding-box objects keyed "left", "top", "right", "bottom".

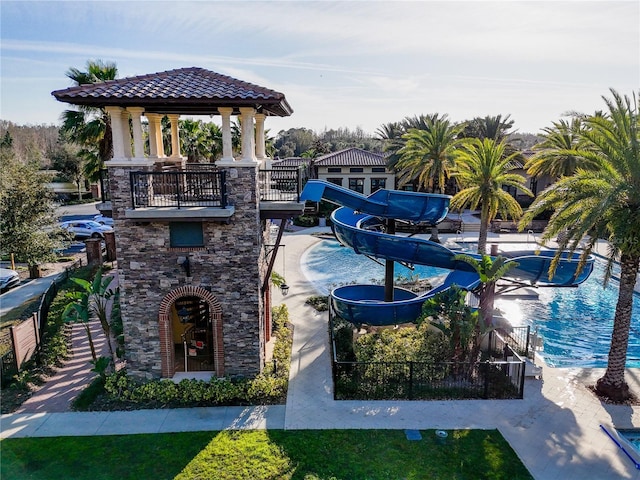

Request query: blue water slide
[
  {"left": 331, "top": 270, "right": 481, "bottom": 326},
  {"left": 331, "top": 207, "right": 594, "bottom": 287},
  {"left": 300, "top": 179, "right": 450, "bottom": 223},
  {"left": 300, "top": 180, "right": 594, "bottom": 325}
]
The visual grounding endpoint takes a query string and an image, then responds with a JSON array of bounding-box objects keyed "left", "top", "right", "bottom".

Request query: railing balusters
[{"left": 130, "top": 169, "right": 227, "bottom": 209}]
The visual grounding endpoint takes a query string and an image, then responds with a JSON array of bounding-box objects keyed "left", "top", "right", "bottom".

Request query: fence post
[
  {"left": 8, "top": 326, "right": 19, "bottom": 374},
  {"left": 408, "top": 361, "right": 414, "bottom": 400},
  {"left": 525, "top": 325, "right": 530, "bottom": 358},
  {"left": 175, "top": 172, "right": 181, "bottom": 208},
  {"left": 519, "top": 360, "right": 526, "bottom": 399},
  {"left": 483, "top": 361, "right": 490, "bottom": 399}
]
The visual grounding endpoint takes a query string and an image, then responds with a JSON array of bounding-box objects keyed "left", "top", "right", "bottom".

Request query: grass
[{"left": 1, "top": 429, "right": 532, "bottom": 480}]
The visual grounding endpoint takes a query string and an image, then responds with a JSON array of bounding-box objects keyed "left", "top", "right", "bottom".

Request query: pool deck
[
  {"left": 2, "top": 228, "right": 640, "bottom": 479},
  {"left": 280, "top": 229, "right": 640, "bottom": 480}
]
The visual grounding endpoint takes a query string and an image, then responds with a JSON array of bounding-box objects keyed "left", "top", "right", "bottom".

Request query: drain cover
[{"left": 405, "top": 429, "right": 422, "bottom": 441}]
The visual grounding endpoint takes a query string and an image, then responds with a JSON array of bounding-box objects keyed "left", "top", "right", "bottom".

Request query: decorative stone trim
[{"left": 158, "top": 286, "right": 224, "bottom": 378}]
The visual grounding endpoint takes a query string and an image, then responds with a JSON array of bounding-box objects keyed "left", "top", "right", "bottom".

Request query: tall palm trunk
[
  {"left": 477, "top": 203, "right": 490, "bottom": 254},
  {"left": 595, "top": 253, "right": 640, "bottom": 401}
]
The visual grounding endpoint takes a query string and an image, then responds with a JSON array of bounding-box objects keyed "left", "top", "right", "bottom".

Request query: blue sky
[{"left": 1, "top": 0, "right": 638, "bottom": 135}]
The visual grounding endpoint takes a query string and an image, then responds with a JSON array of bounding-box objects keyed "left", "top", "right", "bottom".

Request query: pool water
[
  {"left": 301, "top": 239, "right": 640, "bottom": 368},
  {"left": 619, "top": 430, "right": 640, "bottom": 451}
]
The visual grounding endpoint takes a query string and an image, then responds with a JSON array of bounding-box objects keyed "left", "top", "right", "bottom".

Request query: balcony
[
  {"left": 99, "top": 163, "right": 307, "bottom": 221},
  {"left": 258, "top": 165, "right": 308, "bottom": 219},
  {"left": 127, "top": 167, "right": 232, "bottom": 221}
]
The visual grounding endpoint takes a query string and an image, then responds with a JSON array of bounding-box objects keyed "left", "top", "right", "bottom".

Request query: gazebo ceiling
[{"left": 51, "top": 67, "right": 293, "bottom": 117}]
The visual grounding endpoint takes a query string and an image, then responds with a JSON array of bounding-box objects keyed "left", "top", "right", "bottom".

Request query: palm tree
[
  {"left": 202, "top": 122, "right": 223, "bottom": 162},
  {"left": 451, "top": 138, "right": 532, "bottom": 254},
  {"left": 395, "top": 114, "right": 464, "bottom": 193},
  {"left": 59, "top": 60, "right": 118, "bottom": 181},
  {"left": 525, "top": 118, "right": 593, "bottom": 179},
  {"left": 520, "top": 89, "right": 640, "bottom": 401},
  {"left": 461, "top": 114, "right": 515, "bottom": 142},
  {"left": 179, "top": 119, "right": 208, "bottom": 162},
  {"left": 454, "top": 254, "right": 518, "bottom": 328}
]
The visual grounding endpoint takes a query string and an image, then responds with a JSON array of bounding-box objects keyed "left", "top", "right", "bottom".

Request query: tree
[
  {"left": 376, "top": 121, "right": 405, "bottom": 170},
  {"left": 0, "top": 148, "right": 63, "bottom": 272},
  {"left": 179, "top": 119, "right": 208, "bottom": 162},
  {"left": 202, "top": 122, "right": 223, "bottom": 161},
  {"left": 59, "top": 60, "right": 118, "bottom": 181},
  {"left": 520, "top": 89, "right": 640, "bottom": 401},
  {"left": 419, "top": 286, "right": 479, "bottom": 363},
  {"left": 50, "top": 143, "right": 85, "bottom": 200},
  {"left": 525, "top": 118, "right": 593, "bottom": 179},
  {"left": 453, "top": 254, "right": 518, "bottom": 328},
  {"left": 395, "top": 114, "right": 464, "bottom": 193},
  {"left": 63, "top": 269, "right": 119, "bottom": 370},
  {"left": 451, "top": 138, "right": 532, "bottom": 254},
  {"left": 461, "top": 114, "right": 514, "bottom": 142}
]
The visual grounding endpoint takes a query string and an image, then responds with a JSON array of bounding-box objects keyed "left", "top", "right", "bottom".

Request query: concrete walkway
[{"left": 2, "top": 230, "right": 640, "bottom": 480}]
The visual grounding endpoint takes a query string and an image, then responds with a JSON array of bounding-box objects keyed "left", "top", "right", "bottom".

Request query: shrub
[
  {"left": 93, "top": 304, "right": 294, "bottom": 410},
  {"left": 293, "top": 215, "right": 317, "bottom": 227},
  {"left": 305, "top": 295, "right": 329, "bottom": 312},
  {"left": 354, "top": 323, "right": 450, "bottom": 364}
]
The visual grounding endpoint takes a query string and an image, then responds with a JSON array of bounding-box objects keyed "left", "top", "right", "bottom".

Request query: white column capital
[{"left": 127, "top": 106, "right": 145, "bottom": 115}]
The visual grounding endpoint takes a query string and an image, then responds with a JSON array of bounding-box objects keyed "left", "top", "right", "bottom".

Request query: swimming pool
[{"left": 301, "top": 239, "right": 640, "bottom": 368}]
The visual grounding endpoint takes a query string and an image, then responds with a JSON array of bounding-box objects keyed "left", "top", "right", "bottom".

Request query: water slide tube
[{"left": 301, "top": 180, "right": 594, "bottom": 325}]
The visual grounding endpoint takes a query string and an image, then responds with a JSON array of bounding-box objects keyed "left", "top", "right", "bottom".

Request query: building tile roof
[
  {"left": 314, "top": 148, "right": 386, "bottom": 167},
  {"left": 273, "top": 157, "right": 309, "bottom": 167},
  {"left": 51, "top": 67, "right": 292, "bottom": 117}
]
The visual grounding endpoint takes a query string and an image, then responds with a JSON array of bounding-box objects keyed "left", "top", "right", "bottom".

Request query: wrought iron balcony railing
[
  {"left": 258, "top": 165, "right": 308, "bottom": 202},
  {"left": 130, "top": 170, "right": 228, "bottom": 209}
]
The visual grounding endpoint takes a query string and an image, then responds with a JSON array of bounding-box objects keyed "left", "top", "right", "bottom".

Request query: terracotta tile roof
[
  {"left": 314, "top": 148, "right": 386, "bottom": 167},
  {"left": 273, "top": 157, "right": 310, "bottom": 167},
  {"left": 51, "top": 67, "right": 292, "bottom": 117}
]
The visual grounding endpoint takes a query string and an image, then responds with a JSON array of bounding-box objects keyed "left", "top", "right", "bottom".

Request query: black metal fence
[
  {"left": 258, "top": 166, "right": 308, "bottom": 202},
  {"left": 130, "top": 170, "right": 228, "bottom": 209},
  {"left": 330, "top": 320, "right": 528, "bottom": 401}
]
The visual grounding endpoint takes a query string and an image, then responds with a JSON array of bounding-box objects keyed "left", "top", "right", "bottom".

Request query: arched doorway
[{"left": 158, "top": 286, "right": 224, "bottom": 378}]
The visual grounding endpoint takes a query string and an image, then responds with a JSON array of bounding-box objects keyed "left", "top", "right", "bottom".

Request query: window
[
  {"left": 327, "top": 178, "right": 343, "bottom": 187},
  {"left": 327, "top": 167, "right": 342, "bottom": 173},
  {"left": 349, "top": 167, "right": 364, "bottom": 173},
  {"left": 170, "top": 222, "right": 204, "bottom": 248},
  {"left": 371, "top": 178, "right": 386, "bottom": 192},
  {"left": 349, "top": 178, "right": 364, "bottom": 193},
  {"left": 372, "top": 167, "right": 386, "bottom": 173}
]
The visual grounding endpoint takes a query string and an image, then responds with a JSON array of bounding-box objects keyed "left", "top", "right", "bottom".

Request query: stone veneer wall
[{"left": 109, "top": 164, "right": 267, "bottom": 379}]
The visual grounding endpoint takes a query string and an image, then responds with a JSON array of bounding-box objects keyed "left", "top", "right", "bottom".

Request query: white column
[
  {"left": 155, "top": 115, "right": 165, "bottom": 158},
  {"left": 120, "top": 110, "right": 132, "bottom": 158},
  {"left": 105, "top": 106, "right": 126, "bottom": 159},
  {"left": 255, "top": 113, "right": 267, "bottom": 163},
  {"left": 168, "top": 114, "right": 181, "bottom": 158},
  {"left": 218, "top": 107, "right": 234, "bottom": 163},
  {"left": 128, "top": 107, "right": 145, "bottom": 159},
  {"left": 146, "top": 113, "right": 159, "bottom": 158},
  {"left": 239, "top": 107, "right": 257, "bottom": 164}
]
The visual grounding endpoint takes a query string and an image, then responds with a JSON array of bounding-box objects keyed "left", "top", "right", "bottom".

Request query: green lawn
[{"left": 1, "top": 429, "right": 532, "bottom": 480}]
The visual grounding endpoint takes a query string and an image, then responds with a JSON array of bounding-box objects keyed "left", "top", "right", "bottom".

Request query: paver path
[{"left": 13, "top": 272, "right": 117, "bottom": 413}]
